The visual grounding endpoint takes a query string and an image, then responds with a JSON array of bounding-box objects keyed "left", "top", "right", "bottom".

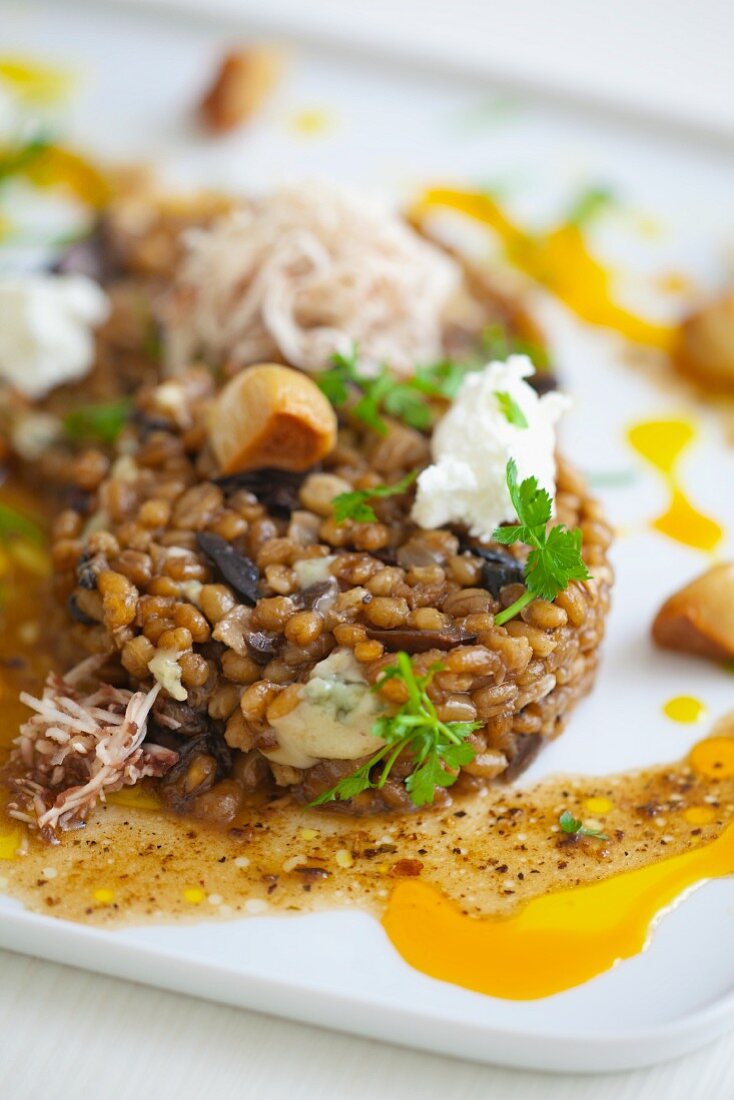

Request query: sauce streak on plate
[
  {"left": 627, "top": 418, "right": 723, "bottom": 552},
  {"left": 383, "top": 737, "right": 734, "bottom": 1000},
  {"left": 412, "top": 187, "right": 674, "bottom": 351}
]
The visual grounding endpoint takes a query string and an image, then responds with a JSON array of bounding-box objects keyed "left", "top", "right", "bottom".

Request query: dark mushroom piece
[
  {"left": 364, "top": 627, "right": 478, "bottom": 653},
  {"left": 196, "top": 531, "right": 261, "bottom": 606},
  {"left": 214, "top": 467, "right": 310, "bottom": 518},
  {"left": 459, "top": 542, "right": 525, "bottom": 597}
]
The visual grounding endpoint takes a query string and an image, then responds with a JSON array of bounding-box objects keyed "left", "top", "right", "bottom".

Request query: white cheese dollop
[
  {"left": 0, "top": 274, "right": 109, "bottom": 399},
  {"left": 265, "top": 648, "right": 384, "bottom": 769},
  {"left": 411, "top": 355, "right": 570, "bottom": 541}
]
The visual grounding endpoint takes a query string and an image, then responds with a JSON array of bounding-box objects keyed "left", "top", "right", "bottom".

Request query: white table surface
[{"left": 2, "top": 945, "right": 734, "bottom": 1099}]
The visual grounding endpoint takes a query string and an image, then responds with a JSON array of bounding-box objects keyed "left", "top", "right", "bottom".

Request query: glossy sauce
[
  {"left": 412, "top": 187, "right": 675, "bottom": 351},
  {"left": 2, "top": 485, "right": 734, "bottom": 1002},
  {"left": 627, "top": 418, "right": 723, "bottom": 552}
]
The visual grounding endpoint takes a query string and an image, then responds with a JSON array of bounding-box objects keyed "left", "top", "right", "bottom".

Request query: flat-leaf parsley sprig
[
  {"left": 318, "top": 347, "right": 432, "bottom": 435},
  {"left": 332, "top": 469, "right": 417, "bottom": 525},
  {"left": 309, "top": 651, "right": 480, "bottom": 808},
  {"left": 492, "top": 459, "right": 590, "bottom": 626}
]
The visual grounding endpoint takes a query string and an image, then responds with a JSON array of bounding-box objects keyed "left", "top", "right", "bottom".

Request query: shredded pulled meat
[
  {"left": 8, "top": 657, "right": 177, "bottom": 841},
  {"left": 165, "top": 183, "right": 460, "bottom": 376}
]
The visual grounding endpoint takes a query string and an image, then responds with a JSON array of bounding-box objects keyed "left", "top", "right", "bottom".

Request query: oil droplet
[
  {"left": 300, "top": 828, "right": 318, "bottom": 841},
  {"left": 0, "top": 826, "right": 22, "bottom": 860},
  {"left": 584, "top": 796, "right": 613, "bottom": 815},
  {"left": 382, "top": 812, "right": 734, "bottom": 1000},
  {"left": 182, "top": 887, "right": 205, "bottom": 905},
  {"left": 663, "top": 695, "right": 707, "bottom": 724},
  {"left": 690, "top": 737, "right": 734, "bottom": 779},
  {"left": 245, "top": 898, "right": 268, "bottom": 914},
  {"left": 93, "top": 888, "right": 115, "bottom": 905},
  {"left": 0, "top": 57, "right": 73, "bottom": 104},
  {"left": 107, "top": 786, "right": 160, "bottom": 810},
  {"left": 627, "top": 419, "right": 723, "bottom": 552},
  {"left": 289, "top": 108, "right": 334, "bottom": 136},
  {"left": 411, "top": 188, "right": 674, "bottom": 351},
  {"left": 335, "top": 848, "right": 354, "bottom": 869},
  {"left": 684, "top": 805, "right": 716, "bottom": 825}
]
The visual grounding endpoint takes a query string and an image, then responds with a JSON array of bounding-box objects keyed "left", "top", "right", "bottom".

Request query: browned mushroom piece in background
[
  {"left": 652, "top": 562, "right": 734, "bottom": 662},
  {"left": 199, "top": 48, "right": 284, "bottom": 134},
  {"left": 674, "top": 290, "right": 734, "bottom": 395}
]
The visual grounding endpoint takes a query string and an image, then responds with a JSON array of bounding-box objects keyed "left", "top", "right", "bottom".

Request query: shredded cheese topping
[{"left": 165, "top": 183, "right": 460, "bottom": 376}]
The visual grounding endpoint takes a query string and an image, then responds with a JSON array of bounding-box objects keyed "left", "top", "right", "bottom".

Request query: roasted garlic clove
[
  {"left": 652, "top": 562, "right": 734, "bottom": 662},
  {"left": 209, "top": 363, "right": 337, "bottom": 474},
  {"left": 675, "top": 291, "right": 734, "bottom": 394}
]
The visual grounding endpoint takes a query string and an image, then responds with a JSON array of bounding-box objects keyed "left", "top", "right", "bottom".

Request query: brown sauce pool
[{"left": 1, "top": 478, "right": 733, "bottom": 1004}]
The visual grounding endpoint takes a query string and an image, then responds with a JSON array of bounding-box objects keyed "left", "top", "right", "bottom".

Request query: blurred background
[{"left": 117, "top": 0, "right": 734, "bottom": 140}]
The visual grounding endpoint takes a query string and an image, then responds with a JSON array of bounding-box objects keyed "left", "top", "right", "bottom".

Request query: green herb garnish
[
  {"left": 63, "top": 399, "right": 133, "bottom": 446},
  {"left": 332, "top": 469, "right": 417, "bottom": 525},
  {"left": 318, "top": 347, "right": 433, "bottom": 435},
  {"left": 495, "top": 391, "right": 528, "bottom": 428},
  {"left": 559, "top": 810, "right": 608, "bottom": 840},
  {"left": 492, "top": 459, "right": 590, "bottom": 625},
  {"left": 309, "top": 652, "right": 480, "bottom": 808},
  {"left": 566, "top": 185, "right": 616, "bottom": 228},
  {"left": 481, "top": 323, "right": 550, "bottom": 373},
  {"left": 0, "top": 502, "right": 44, "bottom": 545},
  {"left": 318, "top": 327, "right": 551, "bottom": 435},
  {"left": 0, "top": 134, "right": 52, "bottom": 185}
]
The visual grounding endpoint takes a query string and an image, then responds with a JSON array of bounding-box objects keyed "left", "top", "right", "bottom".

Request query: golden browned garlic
[{"left": 208, "top": 362, "right": 337, "bottom": 474}]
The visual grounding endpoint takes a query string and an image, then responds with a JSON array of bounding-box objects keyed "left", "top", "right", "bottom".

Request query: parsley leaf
[
  {"left": 481, "top": 323, "right": 550, "bottom": 373},
  {"left": 0, "top": 501, "right": 44, "bottom": 545},
  {"left": 317, "top": 348, "right": 357, "bottom": 407},
  {"left": 559, "top": 809, "right": 608, "bottom": 840},
  {"left": 566, "top": 185, "right": 616, "bottom": 228},
  {"left": 492, "top": 459, "right": 591, "bottom": 625},
  {"left": 308, "top": 651, "right": 481, "bottom": 809},
  {"left": 0, "top": 134, "right": 52, "bottom": 185},
  {"left": 332, "top": 469, "right": 417, "bottom": 525},
  {"left": 495, "top": 391, "right": 528, "bottom": 428},
  {"left": 63, "top": 399, "right": 133, "bottom": 445},
  {"left": 412, "top": 359, "right": 479, "bottom": 402}
]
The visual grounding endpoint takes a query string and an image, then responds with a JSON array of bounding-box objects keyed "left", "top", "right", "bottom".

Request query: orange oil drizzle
[
  {"left": 412, "top": 187, "right": 674, "bottom": 351},
  {"left": 383, "top": 735, "right": 734, "bottom": 1000},
  {"left": 627, "top": 418, "right": 723, "bottom": 552}
]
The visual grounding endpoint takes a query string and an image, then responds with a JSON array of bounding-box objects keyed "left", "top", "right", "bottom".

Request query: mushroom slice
[
  {"left": 675, "top": 291, "right": 734, "bottom": 394},
  {"left": 652, "top": 562, "right": 734, "bottom": 662},
  {"left": 209, "top": 362, "right": 337, "bottom": 474}
]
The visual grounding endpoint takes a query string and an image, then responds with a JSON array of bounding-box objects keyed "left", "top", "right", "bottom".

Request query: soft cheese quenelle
[
  {"left": 0, "top": 274, "right": 109, "bottom": 399},
  {"left": 411, "top": 355, "right": 570, "bottom": 541}
]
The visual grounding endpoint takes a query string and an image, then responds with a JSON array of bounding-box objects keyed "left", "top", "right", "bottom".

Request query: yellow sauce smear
[
  {"left": 383, "top": 735, "right": 734, "bottom": 1000},
  {"left": 0, "top": 57, "right": 73, "bottom": 104},
  {"left": 412, "top": 187, "right": 674, "bottom": 352},
  {"left": 627, "top": 418, "right": 723, "bottom": 552},
  {"left": 384, "top": 823, "right": 734, "bottom": 1000}
]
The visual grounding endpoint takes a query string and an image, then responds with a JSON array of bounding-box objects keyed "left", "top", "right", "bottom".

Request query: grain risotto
[{"left": 2, "top": 181, "right": 613, "bottom": 839}]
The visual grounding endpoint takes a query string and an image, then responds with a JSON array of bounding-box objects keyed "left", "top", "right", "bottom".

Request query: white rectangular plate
[{"left": 3, "top": 0, "right": 734, "bottom": 1073}]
